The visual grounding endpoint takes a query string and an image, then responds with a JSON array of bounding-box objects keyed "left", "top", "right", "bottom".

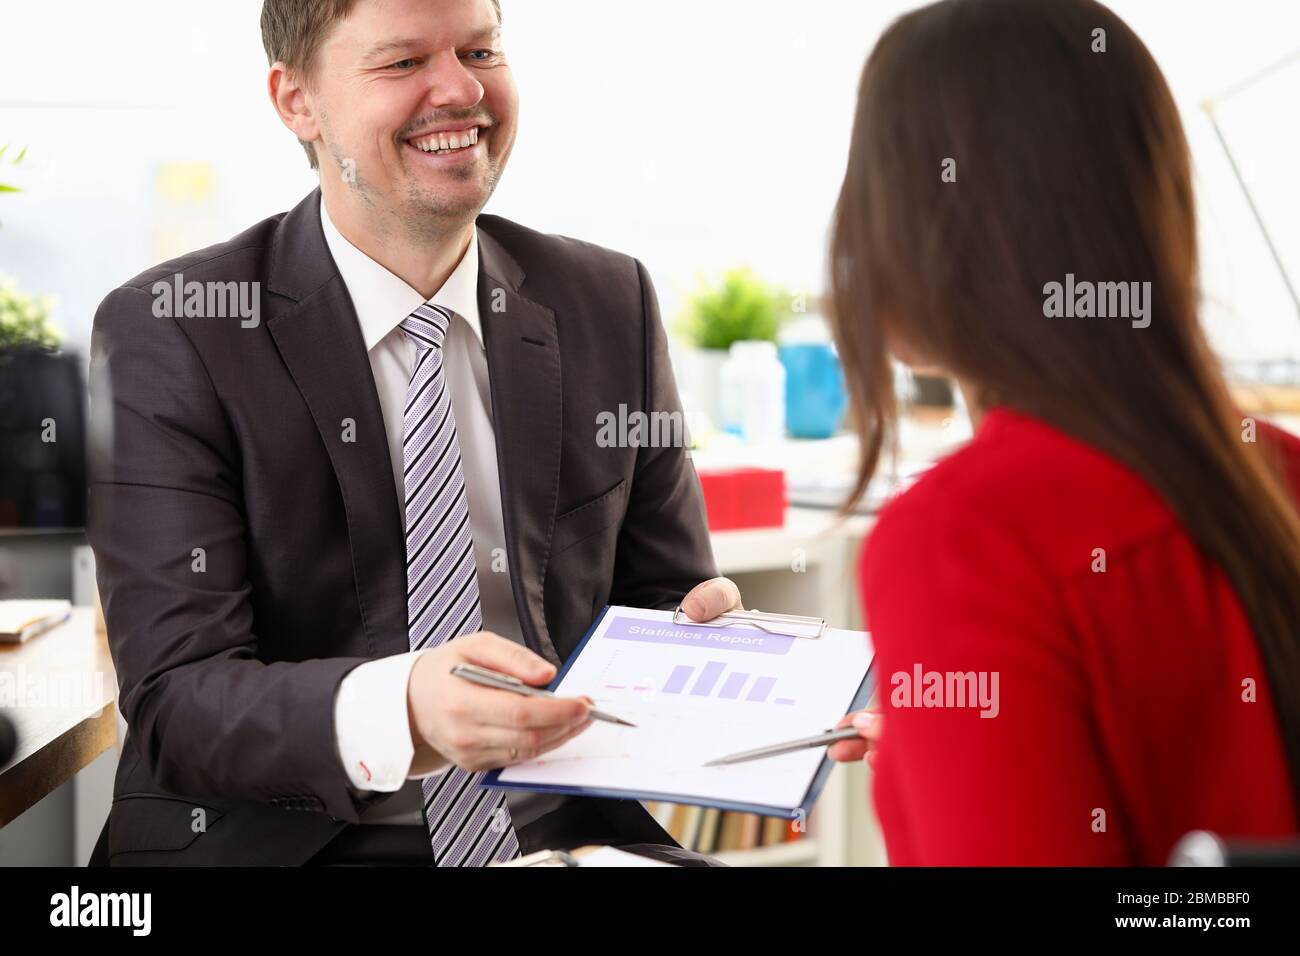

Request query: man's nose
[{"left": 423, "top": 52, "right": 485, "bottom": 110}]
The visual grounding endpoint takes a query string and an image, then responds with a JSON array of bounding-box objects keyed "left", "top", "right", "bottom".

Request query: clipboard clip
[{"left": 670, "top": 606, "right": 826, "bottom": 639}]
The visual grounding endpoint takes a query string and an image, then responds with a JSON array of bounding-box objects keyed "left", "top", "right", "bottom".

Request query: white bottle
[{"left": 720, "top": 341, "right": 786, "bottom": 444}]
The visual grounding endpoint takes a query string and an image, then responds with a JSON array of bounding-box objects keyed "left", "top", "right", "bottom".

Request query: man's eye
[
  {"left": 465, "top": 49, "right": 497, "bottom": 62},
  {"left": 390, "top": 58, "right": 419, "bottom": 70}
]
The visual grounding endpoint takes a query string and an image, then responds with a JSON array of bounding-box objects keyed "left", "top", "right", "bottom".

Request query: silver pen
[
  {"left": 704, "top": 726, "right": 862, "bottom": 767},
  {"left": 450, "top": 663, "right": 637, "bottom": 727}
]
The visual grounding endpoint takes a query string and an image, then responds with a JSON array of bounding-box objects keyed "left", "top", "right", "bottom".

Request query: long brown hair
[{"left": 830, "top": 0, "right": 1300, "bottom": 817}]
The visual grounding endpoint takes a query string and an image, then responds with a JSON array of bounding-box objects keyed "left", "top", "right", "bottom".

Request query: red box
[{"left": 697, "top": 467, "right": 786, "bottom": 531}]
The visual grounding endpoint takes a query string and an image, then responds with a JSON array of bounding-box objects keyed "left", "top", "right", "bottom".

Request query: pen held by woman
[{"left": 828, "top": 710, "right": 882, "bottom": 770}]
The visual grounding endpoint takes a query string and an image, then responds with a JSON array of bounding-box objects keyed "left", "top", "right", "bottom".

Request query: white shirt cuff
[{"left": 334, "top": 650, "right": 437, "bottom": 792}]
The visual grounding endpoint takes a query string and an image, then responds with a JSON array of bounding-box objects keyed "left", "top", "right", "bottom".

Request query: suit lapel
[
  {"left": 477, "top": 224, "right": 563, "bottom": 666},
  {"left": 264, "top": 191, "right": 409, "bottom": 658},
  {"left": 259, "top": 196, "right": 562, "bottom": 665}
]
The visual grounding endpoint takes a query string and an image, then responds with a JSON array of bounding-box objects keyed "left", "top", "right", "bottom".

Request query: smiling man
[{"left": 87, "top": 0, "right": 738, "bottom": 867}]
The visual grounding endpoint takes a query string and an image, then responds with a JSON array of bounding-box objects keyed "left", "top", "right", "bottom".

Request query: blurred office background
[{"left": 1, "top": 0, "right": 1297, "bottom": 865}]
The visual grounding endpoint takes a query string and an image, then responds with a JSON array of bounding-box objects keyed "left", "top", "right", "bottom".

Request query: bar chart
[{"left": 645, "top": 661, "right": 796, "bottom": 706}]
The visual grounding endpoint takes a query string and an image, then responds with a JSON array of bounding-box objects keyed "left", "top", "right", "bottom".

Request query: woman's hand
[{"left": 828, "top": 709, "right": 882, "bottom": 769}]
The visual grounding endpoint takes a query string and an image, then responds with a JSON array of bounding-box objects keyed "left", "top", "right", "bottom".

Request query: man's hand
[
  {"left": 679, "top": 576, "right": 744, "bottom": 621},
  {"left": 406, "top": 632, "right": 594, "bottom": 775}
]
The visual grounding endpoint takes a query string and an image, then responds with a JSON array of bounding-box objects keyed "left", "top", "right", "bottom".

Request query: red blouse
[{"left": 863, "top": 407, "right": 1299, "bottom": 865}]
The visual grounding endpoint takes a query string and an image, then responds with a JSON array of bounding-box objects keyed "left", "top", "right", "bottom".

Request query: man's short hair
[{"left": 261, "top": 0, "right": 503, "bottom": 169}]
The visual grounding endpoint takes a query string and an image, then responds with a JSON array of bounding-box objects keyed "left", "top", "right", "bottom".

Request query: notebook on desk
[{"left": 0, "top": 600, "right": 72, "bottom": 644}]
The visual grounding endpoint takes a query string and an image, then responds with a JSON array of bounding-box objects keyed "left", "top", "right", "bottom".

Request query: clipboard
[{"left": 483, "top": 605, "right": 876, "bottom": 820}]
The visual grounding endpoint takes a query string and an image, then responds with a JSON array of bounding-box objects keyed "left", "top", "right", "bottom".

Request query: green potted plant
[
  {"left": 0, "top": 278, "right": 85, "bottom": 528},
  {"left": 0, "top": 147, "right": 60, "bottom": 351},
  {"left": 0, "top": 278, "right": 61, "bottom": 350},
  {"left": 676, "top": 267, "right": 789, "bottom": 427},
  {"left": 0, "top": 145, "right": 87, "bottom": 529}
]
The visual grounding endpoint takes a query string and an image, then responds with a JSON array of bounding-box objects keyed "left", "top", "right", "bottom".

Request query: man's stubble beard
[
  {"left": 323, "top": 125, "right": 504, "bottom": 244},
  {"left": 397, "top": 152, "right": 503, "bottom": 242}
]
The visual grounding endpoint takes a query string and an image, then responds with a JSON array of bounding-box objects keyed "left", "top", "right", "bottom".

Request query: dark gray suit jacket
[{"left": 87, "top": 190, "right": 717, "bottom": 865}]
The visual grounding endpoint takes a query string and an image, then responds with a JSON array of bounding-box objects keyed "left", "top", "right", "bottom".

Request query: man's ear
[{"left": 268, "top": 62, "right": 320, "bottom": 149}]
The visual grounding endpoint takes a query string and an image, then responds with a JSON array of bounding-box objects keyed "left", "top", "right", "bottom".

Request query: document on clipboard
[{"left": 484, "top": 605, "right": 874, "bottom": 818}]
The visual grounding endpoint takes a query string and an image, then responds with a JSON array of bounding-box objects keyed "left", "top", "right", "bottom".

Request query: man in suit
[{"left": 87, "top": 0, "right": 741, "bottom": 866}]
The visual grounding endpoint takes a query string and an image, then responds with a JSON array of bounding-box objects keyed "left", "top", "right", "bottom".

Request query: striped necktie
[{"left": 400, "top": 302, "right": 520, "bottom": 867}]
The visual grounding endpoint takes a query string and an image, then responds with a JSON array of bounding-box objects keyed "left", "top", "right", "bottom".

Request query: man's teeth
[{"left": 411, "top": 127, "right": 480, "bottom": 154}]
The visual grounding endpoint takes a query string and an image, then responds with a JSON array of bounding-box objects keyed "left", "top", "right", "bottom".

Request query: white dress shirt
[{"left": 321, "top": 198, "right": 528, "bottom": 825}]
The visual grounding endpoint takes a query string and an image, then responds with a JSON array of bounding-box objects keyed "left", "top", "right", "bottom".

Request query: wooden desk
[{"left": 0, "top": 608, "right": 117, "bottom": 826}]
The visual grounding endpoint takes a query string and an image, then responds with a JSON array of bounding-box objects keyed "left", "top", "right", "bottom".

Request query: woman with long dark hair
[{"left": 826, "top": 0, "right": 1300, "bottom": 864}]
